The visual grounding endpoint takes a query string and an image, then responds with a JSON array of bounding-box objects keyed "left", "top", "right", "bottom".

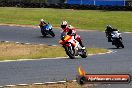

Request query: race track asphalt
[{"left": 0, "top": 25, "right": 132, "bottom": 88}]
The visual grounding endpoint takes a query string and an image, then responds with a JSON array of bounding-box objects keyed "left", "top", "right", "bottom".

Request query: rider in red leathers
[{"left": 61, "top": 21, "right": 85, "bottom": 49}]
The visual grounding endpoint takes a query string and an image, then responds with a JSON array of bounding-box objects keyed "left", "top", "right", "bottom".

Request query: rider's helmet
[
  {"left": 40, "top": 19, "right": 44, "bottom": 22},
  {"left": 61, "top": 21, "right": 68, "bottom": 29},
  {"left": 106, "top": 25, "right": 112, "bottom": 29}
]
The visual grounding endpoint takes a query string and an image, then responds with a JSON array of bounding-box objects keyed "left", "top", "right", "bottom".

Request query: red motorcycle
[{"left": 59, "top": 34, "right": 87, "bottom": 59}]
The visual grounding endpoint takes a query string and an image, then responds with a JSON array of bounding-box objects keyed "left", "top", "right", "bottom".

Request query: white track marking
[
  {"left": 3, "top": 80, "right": 76, "bottom": 87},
  {"left": 17, "top": 84, "right": 28, "bottom": 86},
  {"left": 124, "top": 32, "right": 132, "bottom": 34},
  {"left": 33, "top": 83, "right": 45, "bottom": 85},
  {"left": 5, "top": 85, "right": 16, "bottom": 87}
]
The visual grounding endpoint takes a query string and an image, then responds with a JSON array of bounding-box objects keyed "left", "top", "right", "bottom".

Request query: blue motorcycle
[{"left": 41, "top": 23, "right": 55, "bottom": 37}]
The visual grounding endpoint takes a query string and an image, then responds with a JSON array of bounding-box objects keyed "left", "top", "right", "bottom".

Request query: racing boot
[{"left": 78, "top": 39, "right": 85, "bottom": 50}]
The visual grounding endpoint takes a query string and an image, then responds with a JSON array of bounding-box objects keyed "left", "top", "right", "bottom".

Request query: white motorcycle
[{"left": 111, "top": 31, "right": 124, "bottom": 48}]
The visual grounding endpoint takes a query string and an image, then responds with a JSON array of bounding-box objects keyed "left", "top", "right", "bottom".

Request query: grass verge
[
  {"left": 0, "top": 42, "right": 108, "bottom": 61},
  {"left": 0, "top": 7, "right": 132, "bottom": 32}
]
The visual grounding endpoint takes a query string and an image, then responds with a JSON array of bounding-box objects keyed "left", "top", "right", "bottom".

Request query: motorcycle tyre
[
  {"left": 80, "top": 50, "right": 87, "bottom": 58},
  {"left": 64, "top": 46, "right": 75, "bottom": 59},
  {"left": 49, "top": 30, "right": 55, "bottom": 37}
]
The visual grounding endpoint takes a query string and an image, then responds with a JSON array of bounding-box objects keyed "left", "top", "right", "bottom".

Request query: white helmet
[
  {"left": 61, "top": 21, "right": 68, "bottom": 25},
  {"left": 61, "top": 21, "right": 68, "bottom": 29},
  {"left": 40, "top": 19, "right": 44, "bottom": 22}
]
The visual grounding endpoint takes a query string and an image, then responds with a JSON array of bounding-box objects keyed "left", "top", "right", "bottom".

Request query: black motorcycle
[{"left": 41, "top": 23, "right": 55, "bottom": 37}]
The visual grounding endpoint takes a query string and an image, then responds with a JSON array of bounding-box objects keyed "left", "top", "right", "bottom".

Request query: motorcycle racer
[
  {"left": 39, "top": 19, "right": 47, "bottom": 29},
  {"left": 105, "top": 25, "right": 119, "bottom": 42},
  {"left": 38, "top": 19, "right": 55, "bottom": 37},
  {"left": 60, "top": 21, "right": 85, "bottom": 49}
]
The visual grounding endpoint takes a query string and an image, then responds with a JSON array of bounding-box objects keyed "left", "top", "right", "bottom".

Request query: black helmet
[{"left": 107, "top": 25, "right": 112, "bottom": 29}]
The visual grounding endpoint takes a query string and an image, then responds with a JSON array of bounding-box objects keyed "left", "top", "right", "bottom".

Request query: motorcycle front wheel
[
  {"left": 119, "top": 40, "right": 124, "bottom": 48},
  {"left": 64, "top": 46, "right": 75, "bottom": 59},
  {"left": 49, "top": 30, "right": 55, "bottom": 37}
]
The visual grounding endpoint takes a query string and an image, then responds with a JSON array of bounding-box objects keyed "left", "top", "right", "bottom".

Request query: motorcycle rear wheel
[
  {"left": 80, "top": 50, "right": 87, "bottom": 58},
  {"left": 41, "top": 29, "right": 47, "bottom": 37}
]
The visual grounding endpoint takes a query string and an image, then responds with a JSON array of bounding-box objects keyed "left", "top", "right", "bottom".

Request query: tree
[{"left": 60, "top": 0, "right": 66, "bottom": 3}]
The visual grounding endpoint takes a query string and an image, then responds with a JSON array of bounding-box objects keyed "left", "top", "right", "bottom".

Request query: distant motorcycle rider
[
  {"left": 60, "top": 21, "right": 85, "bottom": 49},
  {"left": 105, "top": 25, "right": 119, "bottom": 42},
  {"left": 39, "top": 19, "right": 47, "bottom": 29},
  {"left": 39, "top": 19, "right": 48, "bottom": 35}
]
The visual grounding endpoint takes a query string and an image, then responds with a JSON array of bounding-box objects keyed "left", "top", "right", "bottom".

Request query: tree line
[
  {"left": 0, "top": 0, "right": 66, "bottom": 7},
  {"left": 0, "top": 0, "right": 66, "bottom": 3}
]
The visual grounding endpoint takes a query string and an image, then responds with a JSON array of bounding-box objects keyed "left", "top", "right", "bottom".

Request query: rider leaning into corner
[
  {"left": 39, "top": 19, "right": 47, "bottom": 29},
  {"left": 60, "top": 21, "right": 85, "bottom": 49},
  {"left": 105, "top": 25, "right": 120, "bottom": 42}
]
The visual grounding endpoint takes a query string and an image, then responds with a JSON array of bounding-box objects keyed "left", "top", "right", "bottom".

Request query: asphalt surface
[{"left": 0, "top": 25, "right": 132, "bottom": 88}]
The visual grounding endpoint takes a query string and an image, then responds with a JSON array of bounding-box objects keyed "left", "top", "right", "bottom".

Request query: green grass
[
  {"left": 0, "top": 42, "right": 108, "bottom": 60},
  {"left": 0, "top": 7, "right": 132, "bottom": 32},
  {"left": 88, "top": 48, "right": 108, "bottom": 54}
]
